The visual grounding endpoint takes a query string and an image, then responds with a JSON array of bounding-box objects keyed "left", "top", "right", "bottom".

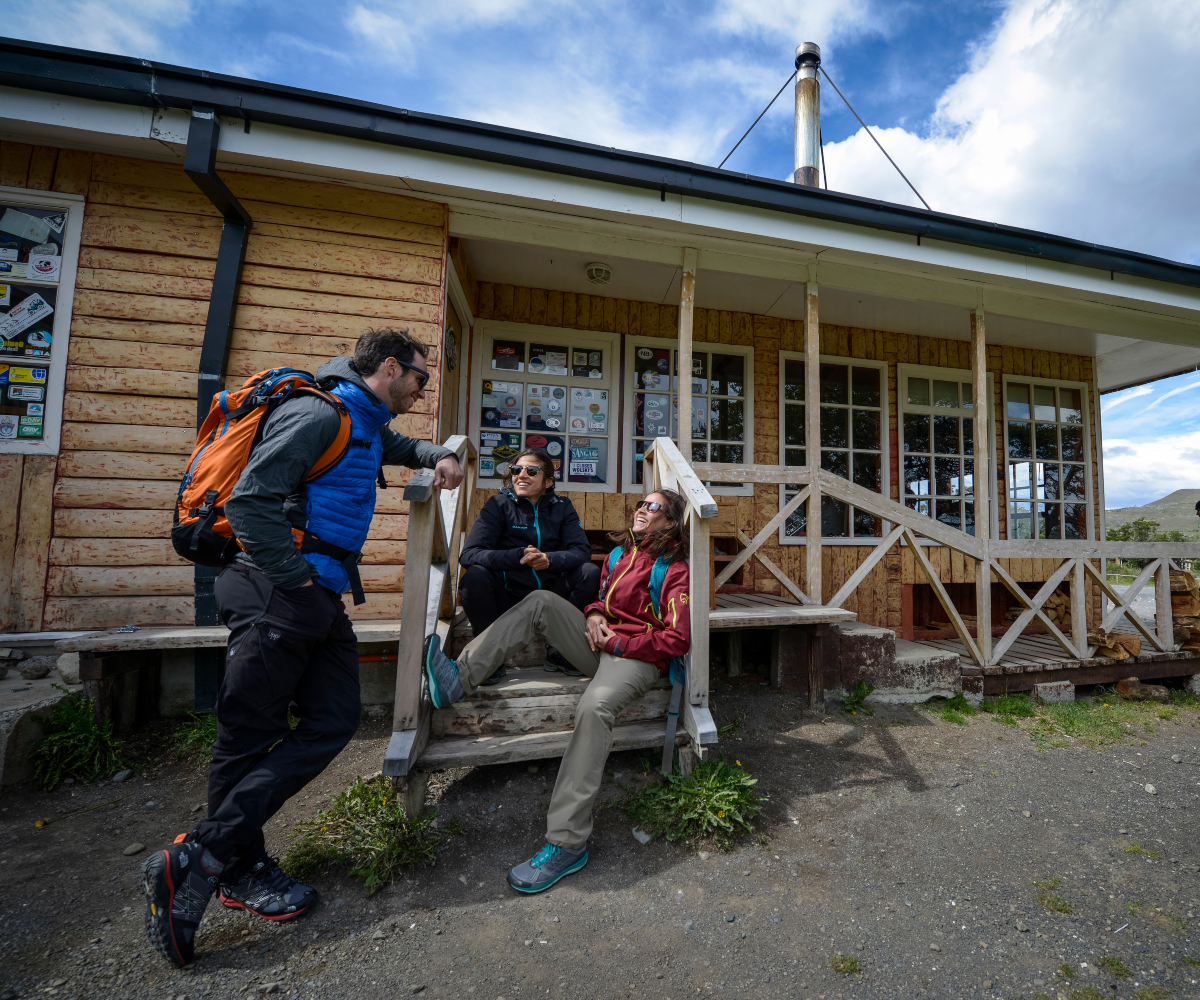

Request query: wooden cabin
[{"left": 3, "top": 37, "right": 1200, "bottom": 783}]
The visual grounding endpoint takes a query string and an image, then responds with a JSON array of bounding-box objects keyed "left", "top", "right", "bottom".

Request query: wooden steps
[{"left": 417, "top": 720, "right": 682, "bottom": 769}]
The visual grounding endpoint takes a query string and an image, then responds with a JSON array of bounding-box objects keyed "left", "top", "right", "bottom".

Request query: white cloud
[
  {"left": 346, "top": 0, "right": 556, "bottom": 58},
  {"left": 1142, "top": 377, "right": 1200, "bottom": 412},
  {"left": 821, "top": 0, "right": 1200, "bottom": 263},
  {"left": 710, "top": 0, "right": 877, "bottom": 44},
  {"left": 1101, "top": 383, "right": 1154, "bottom": 414},
  {"left": 1102, "top": 431, "right": 1200, "bottom": 508},
  {"left": 4, "top": 0, "right": 194, "bottom": 57}
]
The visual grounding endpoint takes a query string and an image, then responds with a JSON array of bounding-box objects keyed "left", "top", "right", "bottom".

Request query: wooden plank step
[
  {"left": 416, "top": 720, "right": 685, "bottom": 770},
  {"left": 433, "top": 688, "right": 671, "bottom": 738},
  {"left": 709, "top": 605, "right": 855, "bottom": 630}
]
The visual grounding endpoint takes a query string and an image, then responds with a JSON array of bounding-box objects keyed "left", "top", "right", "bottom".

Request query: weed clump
[
  {"left": 1038, "top": 891, "right": 1074, "bottom": 914},
  {"left": 829, "top": 953, "right": 860, "bottom": 975},
  {"left": 1124, "top": 842, "right": 1161, "bottom": 859},
  {"left": 1066, "top": 989, "right": 1107, "bottom": 1000},
  {"left": 282, "top": 775, "right": 455, "bottom": 894},
  {"left": 1096, "top": 955, "right": 1131, "bottom": 978},
  {"left": 842, "top": 681, "right": 874, "bottom": 716},
  {"left": 622, "top": 755, "right": 766, "bottom": 850},
  {"left": 1056, "top": 962, "right": 1075, "bottom": 980},
  {"left": 1132, "top": 987, "right": 1172, "bottom": 1000},
  {"left": 980, "top": 692, "right": 1035, "bottom": 724},
  {"left": 934, "top": 692, "right": 976, "bottom": 726},
  {"left": 27, "top": 686, "right": 128, "bottom": 791},
  {"left": 173, "top": 713, "right": 219, "bottom": 762}
]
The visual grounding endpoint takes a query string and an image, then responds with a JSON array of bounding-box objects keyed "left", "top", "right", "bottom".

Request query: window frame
[
  {"left": 0, "top": 185, "right": 85, "bottom": 456},
  {"left": 622, "top": 334, "right": 754, "bottom": 498},
  {"left": 1001, "top": 374, "right": 1094, "bottom": 542},
  {"left": 469, "top": 320, "right": 620, "bottom": 493},
  {"left": 897, "top": 363, "right": 998, "bottom": 541},
  {"left": 777, "top": 352, "right": 891, "bottom": 546}
]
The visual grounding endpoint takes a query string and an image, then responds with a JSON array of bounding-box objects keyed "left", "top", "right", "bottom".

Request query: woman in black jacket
[{"left": 459, "top": 449, "right": 600, "bottom": 680}]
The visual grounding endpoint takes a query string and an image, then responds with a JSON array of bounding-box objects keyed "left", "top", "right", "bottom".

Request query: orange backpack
[{"left": 172, "top": 368, "right": 353, "bottom": 570}]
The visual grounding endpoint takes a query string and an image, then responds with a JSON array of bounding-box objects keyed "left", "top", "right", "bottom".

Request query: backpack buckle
[{"left": 196, "top": 489, "right": 219, "bottom": 518}]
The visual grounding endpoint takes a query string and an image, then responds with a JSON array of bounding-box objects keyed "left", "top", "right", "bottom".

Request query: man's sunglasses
[
  {"left": 511, "top": 465, "right": 545, "bottom": 477},
  {"left": 391, "top": 357, "right": 430, "bottom": 389},
  {"left": 635, "top": 500, "right": 665, "bottom": 512}
]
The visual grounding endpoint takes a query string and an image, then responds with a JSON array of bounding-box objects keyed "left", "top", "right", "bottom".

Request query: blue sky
[{"left": 6, "top": 0, "right": 1200, "bottom": 509}]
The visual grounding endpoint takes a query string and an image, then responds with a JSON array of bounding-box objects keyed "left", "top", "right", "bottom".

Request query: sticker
[
  {"left": 589, "top": 368, "right": 601, "bottom": 379},
  {"left": 528, "top": 356, "right": 544, "bottom": 374},
  {"left": 17, "top": 422, "right": 42, "bottom": 438},
  {"left": 530, "top": 344, "right": 568, "bottom": 376},
  {"left": 572, "top": 348, "right": 601, "bottom": 379},
  {"left": 480, "top": 457, "right": 495, "bottom": 476},
  {"left": 27, "top": 255, "right": 60, "bottom": 282},
  {"left": 646, "top": 409, "right": 663, "bottom": 420},
  {"left": 8, "top": 385, "right": 44, "bottom": 401},
  {"left": 0, "top": 286, "right": 7, "bottom": 307},
  {"left": 639, "top": 393, "right": 672, "bottom": 436},
  {"left": 480, "top": 380, "right": 522, "bottom": 429},
  {"left": 18, "top": 415, "right": 42, "bottom": 426},
  {"left": 570, "top": 388, "right": 609, "bottom": 433},
  {"left": 525, "top": 385, "right": 562, "bottom": 431},
  {"left": 0, "top": 263, "right": 27, "bottom": 278},
  {"left": 10, "top": 367, "right": 47, "bottom": 383},
  {"left": 26, "top": 403, "right": 43, "bottom": 416},
  {"left": 43, "top": 213, "right": 66, "bottom": 235},
  {"left": 573, "top": 351, "right": 588, "bottom": 368},
  {"left": 571, "top": 417, "right": 585, "bottom": 430},
  {"left": 0, "top": 240, "right": 17, "bottom": 261},
  {"left": 546, "top": 400, "right": 561, "bottom": 413},
  {"left": 0, "top": 208, "right": 52, "bottom": 245},
  {"left": 491, "top": 340, "right": 525, "bottom": 372},
  {"left": 567, "top": 436, "right": 607, "bottom": 483},
  {"left": 527, "top": 434, "right": 548, "bottom": 448},
  {"left": 545, "top": 417, "right": 561, "bottom": 429},
  {"left": 570, "top": 462, "right": 596, "bottom": 477},
  {"left": 546, "top": 441, "right": 562, "bottom": 457},
  {"left": 638, "top": 348, "right": 653, "bottom": 360},
  {"left": 571, "top": 446, "right": 600, "bottom": 461},
  {"left": 0, "top": 414, "right": 15, "bottom": 438},
  {"left": 551, "top": 387, "right": 565, "bottom": 399},
  {"left": 0, "top": 292, "right": 53, "bottom": 341}
]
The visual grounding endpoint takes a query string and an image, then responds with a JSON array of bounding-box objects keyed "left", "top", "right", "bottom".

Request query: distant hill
[{"left": 1106, "top": 489, "right": 1200, "bottom": 536}]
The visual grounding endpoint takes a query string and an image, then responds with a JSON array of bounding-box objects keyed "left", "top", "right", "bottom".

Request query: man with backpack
[{"left": 143, "top": 327, "right": 461, "bottom": 968}]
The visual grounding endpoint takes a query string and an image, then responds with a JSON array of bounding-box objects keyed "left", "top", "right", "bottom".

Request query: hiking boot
[
  {"left": 140, "top": 838, "right": 223, "bottom": 967},
  {"left": 507, "top": 842, "right": 588, "bottom": 894},
  {"left": 479, "top": 667, "right": 507, "bottom": 687},
  {"left": 424, "top": 634, "right": 464, "bottom": 708},
  {"left": 220, "top": 858, "right": 317, "bottom": 920},
  {"left": 543, "top": 647, "right": 583, "bottom": 677}
]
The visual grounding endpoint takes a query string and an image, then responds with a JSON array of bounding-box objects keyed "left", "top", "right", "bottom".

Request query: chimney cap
[{"left": 795, "top": 42, "right": 821, "bottom": 69}]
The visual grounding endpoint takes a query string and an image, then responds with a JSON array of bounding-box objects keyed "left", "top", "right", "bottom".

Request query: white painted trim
[
  {"left": 622, "top": 334, "right": 754, "bottom": 498},
  {"left": 0, "top": 186, "right": 85, "bottom": 456},
  {"left": 777, "top": 353, "right": 890, "bottom": 546},
  {"left": 446, "top": 258, "right": 475, "bottom": 330},
  {"left": 469, "top": 320, "right": 619, "bottom": 493}
]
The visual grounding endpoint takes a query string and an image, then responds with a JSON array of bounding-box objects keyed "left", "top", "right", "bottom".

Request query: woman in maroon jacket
[{"left": 423, "top": 489, "right": 690, "bottom": 893}]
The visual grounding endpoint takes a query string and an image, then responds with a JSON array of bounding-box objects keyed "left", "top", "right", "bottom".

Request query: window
[
  {"left": 898, "top": 365, "right": 994, "bottom": 536},
  {"left": 469, "top": 322, "right": 618, "bottom": 491},
  {"left": 779, "top": 355, "right": 889, "bottom": 542},
  {"left": 1004, "top": 378, "right": 1090, "bottom": 539},
  {"left": 0, "top": 187, "right": 83, "bottom": 455},
  {"left": 623, "top": 337, "right": 753, "bottom": 496}
]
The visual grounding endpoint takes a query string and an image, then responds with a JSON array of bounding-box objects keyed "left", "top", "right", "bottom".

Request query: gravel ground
[{"left": 3, "top": 677, "right": 1200, "bottom": 1000}]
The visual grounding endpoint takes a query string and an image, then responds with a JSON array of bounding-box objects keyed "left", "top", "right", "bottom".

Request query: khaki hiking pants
[{"left": 455, "top": 590, "right": 660, "bottom": 849}]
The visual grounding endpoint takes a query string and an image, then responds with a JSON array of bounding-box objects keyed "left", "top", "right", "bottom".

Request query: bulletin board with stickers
[
  {"left": 0, "top": 200, "right": 69, "bottom": 444},
  {"left": 475, "top": 327, "right": 616, "bottom": 491}
]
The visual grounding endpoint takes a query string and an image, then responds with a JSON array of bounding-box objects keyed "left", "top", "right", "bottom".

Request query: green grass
[
  {"left": 842, "top": 680, "right": 875, "bottom": 716},
  {"left": 829, "top": 954, "right": 860, "bottom": 975},
  {"left": 281, "top": 775, "right": 456, "bottom": 895},
  {"left": 1169, "top": 688, "right": 1200, "bottom": 708},
  {"left": 173, "top": 713, "right": 219, "bottom": 761},
  {"left": 980, "top": 692, "right": 1036, "bottom": 725},
  {"left": 1096, "top": 955, "right": 1132, "bottom": 978},
  {"left": 717, "top": 715, "right": 742, "bottom": 736},
  {"left": 1032, "top": 877, "right": 1060, "bottom": 890},
  {"left": 1056, "top": 963, "right": 1075, "bottom": 980},
  {"left": 26, "top": 686, "right": 129, "bottom": 791},
  {"left": 1038, "top": 892, "right": 1074, "bottom": 914},
  {"left": 1181, "top": 955, "right": 1200, "bottom": 968},
  {"left": 622, "top": 755, "right": 767, "bottom": 851},
  {"left": 1132, "top": 987, "right": 1172, "bottom": 1000},
  {"left": 1066, "top": 989, "right": 1108, "bottom": 1000},
  {"left": 1125, "top": 842, "right": 1161, "bottom": 859}
]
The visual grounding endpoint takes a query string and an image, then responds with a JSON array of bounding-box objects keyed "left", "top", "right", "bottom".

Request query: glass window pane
[
  {"left": 1039, "top": 503, "right": 1061, "bottom": 540},
  {"left": 936, "top": 499, "right": 961, "bottom": 529},
  {"left": 905, "top": 498, "right": 931, "bottom": 517},
  {"left": 1042, "top": 464, "right": 1060, "bottom": 500},
  {"left": 1008, "top": 421, "right": 1031, "bottom": 458},
  {"left": 1009, "top": 461, "right": 1033, "bottom": 500},
  {"left": 907, "top": 377, "right": 929, "bottom": 406},
  {"left": 784, "top": 491, "right": 807, "bottom": 537},
  {"left": 784, "top": 403, "right": 805, "bottom": 446},
  {"left": 851, "top": 366, "right": 880, "bottom": 407},
  {"left": 935, "top": 456, "right": 961, "bottom": 496},
  {"left": 1063, "top": 504, "right": 1086, "bottom": 539},
  {"left": 934, "top": 415, "right": 960, "bottom": 455},
  {"left": 822, "top": 495, "right": 849, "bottom": 537},
  {"left": 820, "top": 405, "right": 848, "bottom": 448},
  {"left": 963, "top": 417, "right": 975, "bottom": 456},
  {"left": 962, "top": 459, "right": 974, "bottom": 496},
  {"left": 784, "top": 447, "right": 806, "bottom": 467},
  {"left": 709, "top": 398, "right": 743, "bottom": 441},
  {"left": 1010, "top": 502, "right": 1033, "bottom": 539},
  {"left": 904, "top": 455, "right": 931, "bottom": 496},
  {"left": 961, "top": 383, "right": 973, "bottom": 409},
  {"left": 853, "top": 508, "right": 882, "bottom": 537},
  {"left": 712, "top": 444, "right": 743, "bottom": 465},
  {"left": 636, "top": 346, "right": 671, "bottom": 391},
  {"left": 1034, "top": 385, "right": 1056, "bottom": 420},
  {"left": 1060, "top": 388, "right": 1082, "bottom": 424},
  {"left": 632, "top": 439, "right": 648, "bottom": 485},
  {"left": 1007, "top": 382, "right": 1030, "bottom": 419},
  {"left": 852, "top": 452, "right": 881, "bottom": 493},
  {"left": 684, "top": 397, "right": 706, "bottom": 439},
  {"left": 1035, "top": 423, "right": 1059, "bottom": 460},
  {"left": 820, "top": 363, "right": 848, "bottom": 404},
  {"left": 692, "top": 442, "right": 708, "bottom": 463},
  {"left": 783, "top": 359, "right": 804, "bottom": 401},
  {"left": 678, "top": 352, "right": 707, "bottom": 385},
  {"left": 1062, "top": 464, "right": 1086, "bottom": 500},
  {"left": 567, "top": 436, "right": 607, "bottom": 484},
  {"left": 932, "top": 380, "right": 958, "bottom": 408},
  {"left": 904, "top": 412, "right": 930, "bottom": 453},
  {"left": 852, "top": 409, "right": 880, "bottom": 450},
  {"left": 638, "top": 393, "right": 672, "bottom": 437},
  {"left": 710, "top": 354, "right": 743, "bottom": 396},
  {"left": 821, "top": 449, "right": 848, "bottom": 480},
  {"left": 963, "top": 501, "right": 976, "bottom": 537},
  {"left": 1061, "top": 425, "right": 1084, "bottom": 461}
]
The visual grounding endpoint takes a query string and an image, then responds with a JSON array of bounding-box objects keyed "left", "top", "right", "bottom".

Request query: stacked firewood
[
  {"left": 1086, "top": 629, "right": 1141, "bottom": 661},
  {"left": 1001, "top": 588, "right": 1071, "bottom": 628},
  {"left": 1171, "top": 567, "right": 1200, "bottom": 653}
]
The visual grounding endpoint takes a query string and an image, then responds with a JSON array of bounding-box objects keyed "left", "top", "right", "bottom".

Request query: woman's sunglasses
[
  {"left": 635, "top": 500, "right": 664, "bottom": 512},
  {"left": 511, "top": 465, "right": 545, "bottom": 477}
]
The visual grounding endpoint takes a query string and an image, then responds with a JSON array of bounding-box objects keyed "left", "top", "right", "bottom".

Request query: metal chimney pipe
[{"left": 794, "top": 42, "right": 821, "bottom": 187}]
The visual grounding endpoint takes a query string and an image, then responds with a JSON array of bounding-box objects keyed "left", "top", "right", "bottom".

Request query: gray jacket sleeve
[
  {"left": 380, "top": 425, "right": 456, "bottom": 469},
  {"left": 225, "top": 396, "right": 342, "bottom": 590}
]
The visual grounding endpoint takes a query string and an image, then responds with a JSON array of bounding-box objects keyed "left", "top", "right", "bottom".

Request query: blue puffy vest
[{"left": 303, "top": 379, "right": 394, "bottom": 594}]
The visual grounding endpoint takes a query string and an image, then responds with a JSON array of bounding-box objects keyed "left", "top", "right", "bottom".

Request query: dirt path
[{"left": 3, "top": 678, "right": 1200, "bottom": 1000}]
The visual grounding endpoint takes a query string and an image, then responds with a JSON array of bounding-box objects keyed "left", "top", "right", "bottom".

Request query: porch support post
[
  {"left": 677, "top": 248, "right": 698, "bottom": 462},
  {"left": 970, "top": 304, "right": 992, "bottom": 664},
  {"left": 804, "top": 268, "right": 822, "bottom": 603}
]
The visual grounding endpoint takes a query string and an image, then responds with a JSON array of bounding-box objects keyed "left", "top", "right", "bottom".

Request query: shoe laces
[
  {"left": 252, "top": 858, "right": 297, "bottom": 895},
  {"left": 530, "top": 844, "right": 561, "bottom": 869}
]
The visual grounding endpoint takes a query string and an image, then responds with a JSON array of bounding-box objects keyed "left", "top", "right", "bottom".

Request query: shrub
[
  {"left": 173, "top": 713, "right": 219, "bottom": 761},
  {"left": 26, "top": 686, "right": 128, "bottom": 791}
]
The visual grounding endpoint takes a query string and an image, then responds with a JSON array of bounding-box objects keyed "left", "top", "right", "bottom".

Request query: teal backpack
[{"left": 606, "top": 547, "right": 688, "bottom": 773}]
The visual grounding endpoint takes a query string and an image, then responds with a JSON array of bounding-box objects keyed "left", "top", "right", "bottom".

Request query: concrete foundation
[
  {"left": 1034, "top": 680, "right": 1075, "bottom": 704},
  {"left": 0, "top": 676, "right": 81, "bottom": 789},
  {"left": 829, "top": 622, "right": 960, "bottom": 704},
  {"left": 159, "top": 649, "right": 196, "bottom": 717}
]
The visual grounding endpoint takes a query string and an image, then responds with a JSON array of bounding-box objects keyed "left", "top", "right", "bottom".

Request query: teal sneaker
[
  {"left": 507, "top": 843, "right": 588, "bottom": 894},
  {"left": 423, "top": 634, "right": 464, "bottom": 708}
]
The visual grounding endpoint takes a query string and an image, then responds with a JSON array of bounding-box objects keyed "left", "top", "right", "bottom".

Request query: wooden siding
[{"left": 0, "top": 141, "right": 451, "bottom": 630}]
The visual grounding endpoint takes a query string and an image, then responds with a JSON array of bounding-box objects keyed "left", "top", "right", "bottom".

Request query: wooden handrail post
[
  {"left": 677, "top": 248, "right": 698, "bottom": 465},
  {"left": 392, "top": 474, "right": 437, "bottom": 734},
  {"left": 1155, "top": 556, "right": 1173, "bottom": 650},
  {"left": 689, "top": 507, "right": 711, "bottom": 708},
  {"left": 804, "top": 268, "right": 822, "bottom": 603},
  {"left": 970, "top": 304, "right": 992, "bottom": 664}
]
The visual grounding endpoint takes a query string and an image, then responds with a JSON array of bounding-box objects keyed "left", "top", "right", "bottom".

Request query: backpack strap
[
  {"left": 291, "top": 527, "right": 367, "bottom": 606},
  {"left": 290, "top": 386, "right": 353, "bottom": 482},
  {"left": 646, "top": 554, "right": 690, "bottom": 775}
]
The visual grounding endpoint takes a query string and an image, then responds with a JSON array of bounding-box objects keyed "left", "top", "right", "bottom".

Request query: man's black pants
[
  {"left": 191, "top": 563, "right": 359, "bottom": 879},
  {"left": 460, "top": 561, "right": 601, "bottom": 634}
]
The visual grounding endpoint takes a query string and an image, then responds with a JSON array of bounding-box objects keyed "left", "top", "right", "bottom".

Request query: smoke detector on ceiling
[{"left": 585, "top": 262, "right": 612, "bottom": 285}]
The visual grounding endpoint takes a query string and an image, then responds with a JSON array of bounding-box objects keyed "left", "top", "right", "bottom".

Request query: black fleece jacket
[{"left": 458, "top": 489, "right": 591, "bottom": 593}]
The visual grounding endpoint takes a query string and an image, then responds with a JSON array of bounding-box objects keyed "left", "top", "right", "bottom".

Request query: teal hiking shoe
[
  {"left": 423, "top": 634, "right": 464, "bottom": 708},
  {"left": 507, "top": 842, "right": 588, "bottom": 894}
]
